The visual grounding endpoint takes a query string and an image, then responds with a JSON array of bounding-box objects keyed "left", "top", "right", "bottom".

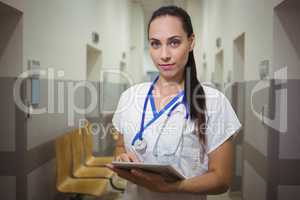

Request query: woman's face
[{"left": 148, "top": 15, "right": 195, "bottom": 81}]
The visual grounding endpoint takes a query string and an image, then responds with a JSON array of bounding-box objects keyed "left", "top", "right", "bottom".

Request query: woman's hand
[
  {"left": 106, "top": 164, "right": 180, "bottom": 193},
  {"left": 115, "top": 151, "right": 141, "bottom": 162}
]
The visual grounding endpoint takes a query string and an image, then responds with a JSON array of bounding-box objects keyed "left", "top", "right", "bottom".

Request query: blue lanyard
[{"left": 131, "top": 76, "right": 189, "bottom": 146}]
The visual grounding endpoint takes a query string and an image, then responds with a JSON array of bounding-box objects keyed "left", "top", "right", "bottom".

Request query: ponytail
[{"left": 185, "top": 51, "right": 207, "bottom": 162}]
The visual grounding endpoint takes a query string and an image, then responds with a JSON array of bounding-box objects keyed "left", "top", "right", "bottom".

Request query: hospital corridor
[{"left": 0, "top": 0, "right": 300, "bottom": 200}]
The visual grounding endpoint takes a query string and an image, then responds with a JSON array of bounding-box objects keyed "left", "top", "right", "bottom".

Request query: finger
[
  {"left": 112, "top": 168, "right": 147, "bottom": 183},
  {"left": 127, "top": 152, "right": 140, "bottom": 162},
  {"left": 115, "top": 169, "right": 156, "bottom": 191},
  {"left": 105, "top": 164, "right": 114, "bottom": 169},
  {"left": 131, "top": 169, "right": 152, "bottom": 181},
  {"left": 113, "top": 168, "right": 141, "bottom": 183},
  {"left": 113, "top": 169, "right": 131, "bottom": 179},
  {"left": 131, "top": 169, "right": 165, "bottom": 181},
  {"left": 119, "top": 154, "right": 130, "bottom": 162}
]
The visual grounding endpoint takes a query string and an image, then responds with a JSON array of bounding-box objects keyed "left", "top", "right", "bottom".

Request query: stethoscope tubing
[{"left": 131, "top": 75, "right": 189, "bottom": 148}]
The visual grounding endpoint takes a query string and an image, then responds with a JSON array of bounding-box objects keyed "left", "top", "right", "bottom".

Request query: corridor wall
[
  {"left": 0, "top": 0, "right": 139, "bottom": 200},
  {"left": 191, "top": 0, "right": 300, "bottom": 199}
]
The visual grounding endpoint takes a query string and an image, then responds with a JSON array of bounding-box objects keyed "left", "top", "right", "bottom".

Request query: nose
[{"left": 160, "top": 45, "right": 171, "bottom": 62}]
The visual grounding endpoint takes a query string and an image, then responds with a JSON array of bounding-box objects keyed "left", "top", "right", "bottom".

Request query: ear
[{"left": 189, "top": 33, "right": 195, "bottom": 52}]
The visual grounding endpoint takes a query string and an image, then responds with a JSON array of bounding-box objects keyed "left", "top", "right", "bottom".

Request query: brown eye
[
  {"left": 150, "top": 41, "right": 161, "bottom": 49},
  {"left": 169, "top": 39, "right": 181, "bottom": 48}
]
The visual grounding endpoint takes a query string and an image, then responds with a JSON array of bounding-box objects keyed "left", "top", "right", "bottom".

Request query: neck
[{"left": 156, "top": 73, "right": 185, "bottom": 95}]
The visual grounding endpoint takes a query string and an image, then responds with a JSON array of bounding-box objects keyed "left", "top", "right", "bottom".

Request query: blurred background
[{"left": 0, "top": 0, "right": 299, "bottom": 200}]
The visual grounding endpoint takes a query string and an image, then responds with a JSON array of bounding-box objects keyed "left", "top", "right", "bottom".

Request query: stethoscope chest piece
[
  {"left": 131, "top": 75, "right": 189, "bottom": 158},
  {"left": 133, "top": 139, "right": 147, "bottom": 154}
]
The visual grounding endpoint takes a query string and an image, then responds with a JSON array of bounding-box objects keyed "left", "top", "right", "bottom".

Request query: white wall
[
  {"left": 128, "top": 1, "right": 146, "bottom": 84},
  {"left": 143, "top": 48, "right": 157, "bottom": 74},
  {"left": 23, "top": 0, "right": 141, "bottom": 83},
  {"left": 187, "top": 0, "right": 277, "bottom": 156},
  {"left": 21, "top": 1, "right": 136, "bottom": 198},
  {"left": 23, "top": 0, "right": 99, "bottom": 149},
  {"left": 143, "top": 18, "right": 157, "bottom": 75},
  {"left": 193, "top": 0, "right": 274, "bottom": 82},
  {"left": 94, "top": 0, "right": 145, "bottom": 84},
  {"left": 97, "top": 0, "right": 130, "bottom": 69},
  {"left": 23, "top": 0, "right": 139, "bottom": 149},
  {"left": 186, "top": 0, "right": 205, "bottom": 81},
  {"left": 190, "top": 1, "right": 300, "bottom": 200},
  {"left": 23, "top": 0, "right": 101, "bottom": 81},
  {"left": 189, "top": 2, "right": 275, "bottom": 199}
]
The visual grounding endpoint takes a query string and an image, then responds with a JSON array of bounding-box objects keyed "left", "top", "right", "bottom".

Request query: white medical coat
[{"left": 112, "top": 82, "right": 242, "bottom": 200}]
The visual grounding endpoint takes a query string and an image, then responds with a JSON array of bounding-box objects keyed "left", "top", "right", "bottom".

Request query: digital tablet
[{"left": 111, "top": 161, "right": 187, "bottom": 182}]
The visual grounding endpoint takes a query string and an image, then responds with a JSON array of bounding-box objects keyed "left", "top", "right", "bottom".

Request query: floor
[
  {"left": 71, "top": 176, "right": 242, "bottom": 200},
  {"left": 207, "top": 191, "right": 242, "bottom": 200},
  {"left": 80, "top": 189, "right": 242, "bottom": 200}
]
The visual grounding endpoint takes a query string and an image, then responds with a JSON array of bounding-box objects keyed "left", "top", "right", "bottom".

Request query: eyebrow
[{"left": 149, "top": 35, "right": 182, "bottom": 41}]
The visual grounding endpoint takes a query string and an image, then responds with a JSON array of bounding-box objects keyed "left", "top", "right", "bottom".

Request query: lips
[{"left": 159, "top": 63, "right": 175, "bottom": 71}]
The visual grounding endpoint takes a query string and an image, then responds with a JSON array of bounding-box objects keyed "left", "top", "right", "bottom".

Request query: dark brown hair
[{"left": 148, "top": 5, "right": 207, "bottom": 160}]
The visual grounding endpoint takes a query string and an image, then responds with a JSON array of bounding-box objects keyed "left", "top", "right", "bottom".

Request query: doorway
[
  {"left": 86, "top": 44, "right": 102, "bottom": 82},
  {"left": 233, "top": 33, "right": 245, "bottom": 82},
  {"left": 232, "top": 33, "right": 246, "bottom": 122},
  {"left": 215, "top": 50, "right": 224, "bottom": 91},
  {"left": 85, "top": 44, "right": 103, "bottom": 152},
  {"left": 202, "top": 62, "right": 207, "bottom": 81},
  {"left": 85, "top": 44, "right": 102, "bottom": 118},
  {"left": 231, "top": 33, "right": 246, "bottom": 193}
]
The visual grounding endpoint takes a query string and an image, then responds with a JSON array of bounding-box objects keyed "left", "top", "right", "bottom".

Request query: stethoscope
[{"left": 131, "top": 76, "right": 189, "bottom": 158}]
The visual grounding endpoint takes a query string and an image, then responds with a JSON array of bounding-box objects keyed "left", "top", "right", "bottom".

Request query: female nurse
[{"left": 107, "top": 5, "right": 241, "bottom": 200}]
